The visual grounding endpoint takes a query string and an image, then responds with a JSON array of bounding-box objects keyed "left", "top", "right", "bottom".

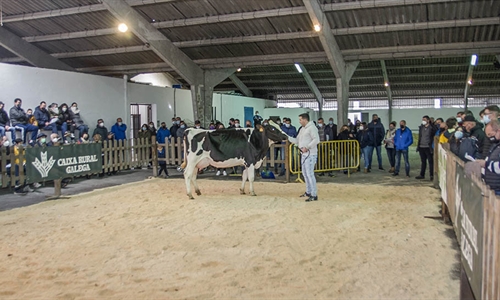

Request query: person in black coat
[
  {"left": 367, "top": 114, "right": 385, "bottom": 170},
  {"left": 357, "top": 122, "right": 374, "bottom": 173}
]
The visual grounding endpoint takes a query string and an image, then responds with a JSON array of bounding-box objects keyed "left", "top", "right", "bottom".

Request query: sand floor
[{"left": 0, "top": 178, "right": 459, "bottom": 299}]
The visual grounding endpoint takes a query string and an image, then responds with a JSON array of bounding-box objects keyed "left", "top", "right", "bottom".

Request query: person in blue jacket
[
  {"left": 156, "top": 121, "right": 171, "bottom": 144},
  {"left": 393, "top": 120, "right": 414, "bottom": 177},
  {"left": 111, "top": 117, "right": 127, "bottom": 141}
]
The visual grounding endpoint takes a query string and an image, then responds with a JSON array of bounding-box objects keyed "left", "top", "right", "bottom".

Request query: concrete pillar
[{"left": 336, "top": 78, "right": 349, "bottom": 128}]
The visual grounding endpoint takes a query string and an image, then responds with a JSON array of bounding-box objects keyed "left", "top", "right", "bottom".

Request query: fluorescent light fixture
[
  {"left": 470, "top": 54, "right": 478, "bottom": 66},
  {"left": 118, "top": 23, "right": 128, "bottom": 33},
  {"left": 314, "top": 24, "right": 321, "bottom": 32},
  {"left": 434, "top": 98, "right": 441, "bottom": 109},
  {"left": 294, "top": 63, "right": 303, "bottom": 73}
]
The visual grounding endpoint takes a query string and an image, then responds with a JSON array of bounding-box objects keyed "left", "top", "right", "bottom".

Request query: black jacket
[
  {"left": 469, "top": 124, "right": 486, "bottom": 159},
  {"left": 368, "top": 120, "right": 385, "bottom": 145},
  {"left": 34, "top": 106, "right": 50, "bottom": 127},
  {"left": 417, "top": 124, "right": 437, "bottom": 151},
  {"left": 337, "top": 129, "right": 353, "bottom": 141},
  {"left": 0, "top": 109, "right": 9, "bottom": 127},
  {"left": 324, "top": 123, "right": 337, "bottom": 141},
  {"left": 357, "top": 130, "right": 374, "bottom": 148},
  {"left": 93, "top": 126, "right": 109, "bottom": 141},
  {"left": 9, "top": 106, "right": 28, "bottom": 126}
]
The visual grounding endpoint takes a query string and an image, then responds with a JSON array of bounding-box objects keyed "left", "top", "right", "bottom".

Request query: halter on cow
[{"left": 180, "top": 121, "right": 288, "bottom": 199}]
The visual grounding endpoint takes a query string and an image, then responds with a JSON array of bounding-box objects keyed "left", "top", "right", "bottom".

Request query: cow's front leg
[
  {"left": 248, "top": 165, "right": 256, "bottom": 196},
  {"left": 240, "top": 167, "right": 248, "bottom": 194}
]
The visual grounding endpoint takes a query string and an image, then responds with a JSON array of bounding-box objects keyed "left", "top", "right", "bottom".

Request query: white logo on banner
[{"left": 32, "top": 151, "right": 56, "bottom": 178}]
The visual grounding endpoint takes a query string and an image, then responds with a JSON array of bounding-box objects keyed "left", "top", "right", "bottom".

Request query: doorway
[
  {"left": 244, "top": 107, "right": 254, "bottom": 127},
  {"left": 130, "top": 104, "right": 152, "bottom": 140}
]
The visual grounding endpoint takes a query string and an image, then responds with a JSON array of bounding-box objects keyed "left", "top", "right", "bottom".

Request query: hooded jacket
[{"left": 69, "top": 106, "right": 85, "bottom": 127}]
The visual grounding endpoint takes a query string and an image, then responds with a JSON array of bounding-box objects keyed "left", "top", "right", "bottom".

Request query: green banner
[
  {"left": 455, "top": 163, "right": 483, "bottom": 299},
  {"left": 25, "top": 143, "right": 102, "bottom": 182}
]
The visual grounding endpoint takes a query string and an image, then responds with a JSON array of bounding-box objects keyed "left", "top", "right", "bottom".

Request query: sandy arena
[{"left": 0, "top": 178, "right": 459, "bottom": 299}]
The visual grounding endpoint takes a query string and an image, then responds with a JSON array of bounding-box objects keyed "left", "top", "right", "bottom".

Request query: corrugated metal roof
[
  {"left": 60, "top": 51, "right": 164, "bottom": 68},
  {"left": 34, "top": 34, "right": 144, "bottom": 53},
  {"left": 2, "top": 0, "right": 101, "bottom": 16}
]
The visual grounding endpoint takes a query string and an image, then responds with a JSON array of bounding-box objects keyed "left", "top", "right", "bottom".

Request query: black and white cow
[{"left": 180, "top": 121, "right": 288, "bottom": 199}]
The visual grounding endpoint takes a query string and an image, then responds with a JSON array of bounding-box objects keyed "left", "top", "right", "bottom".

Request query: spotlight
[
  {"left": 468, "top": 79, "right": 473, "bottom": 85},
  {"left": 118, "top": 23, "right": 128, "bottom": 33},
  {"left": 384, "top": 82, "right": 389, "bottom": 87},
  {"left": 237, "top": 68, "right": 242, "bottom": 72},
  {"left": 314, "top": 24, "right": 321, "bottom": 32}
]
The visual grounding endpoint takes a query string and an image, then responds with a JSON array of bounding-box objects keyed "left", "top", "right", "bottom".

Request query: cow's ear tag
[{"left": 259, "top": 127, "right": 264, "bottom": 132}]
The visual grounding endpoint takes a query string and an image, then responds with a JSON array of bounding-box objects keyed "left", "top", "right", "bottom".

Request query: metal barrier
[{"left": 289, "top": 140, "right": 360, "bottom": 182}]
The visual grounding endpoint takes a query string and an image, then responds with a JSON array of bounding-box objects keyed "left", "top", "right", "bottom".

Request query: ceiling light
[
  {"left": 294, "top": 63, "right": 303, "bottom": 73},
  {"left": 470, "top": 54, "right": 478, "bottom": 66},
  {"left": 118, "top": 23, "right": 128, "bottom": 33},
  {"left": 384, "top": 82, "right": 389, "bottom": 87},
  {"left": 314, "top": 24, "right": 321, "bottom": 32},
  {"left": 237, "top": 68, "right": 242, "bottom": 72}
]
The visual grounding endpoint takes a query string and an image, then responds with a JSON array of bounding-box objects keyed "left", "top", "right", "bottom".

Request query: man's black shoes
[
  {"left": 300, "top": 192, "right": 310, "bottom": 197},
  {"left": 305, "top": 196, "right": 318, "bottom": 202}
]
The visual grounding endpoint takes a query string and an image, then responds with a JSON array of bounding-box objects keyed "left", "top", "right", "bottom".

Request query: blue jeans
[
  {"left": 386, "top": 147, "right": 396, "bottom": 168},
  {"left": 0, "top": 126, "right": 16, "bottom": 140},
  {"left": 369, "top": 145, "right": 383, "bottom": 169},
  {"left": 395, "top": 150, "right": 410, "bottom": 176},
  {"left": 362, "top": 146, "right": 373, "bottom": 169},
  {"left": 15, "top": 124, "right": 38, "bottom": 143},
  {"left": 75, "top": 124, "right": 88, "bottom": 137},
  {"left": 45, "top": 123, "right": 68, "bottom": 140},
  {"left": 302, "top": 153, "right": 317, "bottom": 197}
]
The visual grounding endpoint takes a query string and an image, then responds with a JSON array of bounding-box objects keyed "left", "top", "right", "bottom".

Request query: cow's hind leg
[
  {"left": 240, "top": 167, "right": 248, "bottom": 194},
  {"left": 192, "top": 167, "right": 201, "bottom": 196},
  {"left": 184, "top": 160, "right": 196, "bottom": 200},
  {"left": 248, "top": 165, "right": 257, "bottom": 196}
]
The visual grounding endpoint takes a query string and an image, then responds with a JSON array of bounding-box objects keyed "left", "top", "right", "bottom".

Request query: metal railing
[{"left": 289, "top": 140, "right": 360, "bottom": 182}]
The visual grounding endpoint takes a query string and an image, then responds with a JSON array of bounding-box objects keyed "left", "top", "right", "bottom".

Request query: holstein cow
[{"left": 180, "top": 121, "right": 288, "bottom": 199}]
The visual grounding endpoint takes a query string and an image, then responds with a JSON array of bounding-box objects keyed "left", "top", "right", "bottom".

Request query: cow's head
[{"left": 262, "top": 120, "right": 289, "bottom": 142}]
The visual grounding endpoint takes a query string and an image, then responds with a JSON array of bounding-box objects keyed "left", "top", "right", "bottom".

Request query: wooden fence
[{"left": 437, "top": 141, "right": 500, "bottom": 300}]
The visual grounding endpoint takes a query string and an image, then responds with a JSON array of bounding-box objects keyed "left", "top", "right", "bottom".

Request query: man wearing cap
[
  {"left": 0, "top": 101, "right": 15, "bottom": 141},
  {"left": 463, "top": 115, "right": 486, "bottom": 158},
  {"left": 35, "top": 132, "right": 49, "bottom": 147},
  {"left": 9, "top": 98, "right": 38, "bottom": 144}
]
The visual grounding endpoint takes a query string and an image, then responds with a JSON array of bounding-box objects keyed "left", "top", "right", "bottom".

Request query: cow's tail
[{"left": 180, "top": 130, "right": 188, "bottom": 169}]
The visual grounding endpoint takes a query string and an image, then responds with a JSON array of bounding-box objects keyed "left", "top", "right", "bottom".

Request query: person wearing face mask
[
  {"left": 228, "top": 118, "right": 236, "bottom": 129},
  {"left": 456, "top": 111, "right": 466, "bottom": 127},
  {"left": 34, "top": 101, "right": 51, "bottom": 130},
  {"left": 234, "top": 119, "right": 241, "bottom": 128},
  {"left": 169, "top": 117, "right": 179, "bottom": 139},
  {"left": 393, "top": 120, "right": 413, "bottom": 177},
  {"left": 156, "top": 122, "right": 171, "bottom": 144},
  {"left": 111, "top": 117, "right": 127, "bottom": 141},
  {"left": 56, "top": 103, "right": 72, "bottom": 143},
  {"left": 475, "top": 120, "right": 500, "bottom": 195},
  {"left": 139, "top": 123, "right": 152, "bottom": 141},
  {"left": 324, "top": 117, "right": 338, "bottom": 141},
  {"left": 384, "top": 121, "right": 397, "bottom": 173},
  {"left": 462, "top": 115, "right": 486, "bottom": 159},
  {"left": 368, "top": 114, "right": 385, "bottom": 171},
  {"left": 439, "top": 117, "right": 458, "bottom": 144},
  {"left": 483, "top": 105, "right": 500, "bottom": 125},
  {"left": 245, "top": 120, "right": 253, "bottom": 128},
  {"left": 253, "top": 111, "right": 263, "bottom": 127},
  {"left": 176, "top": 120, "right": 187, "bottom": 138},
  {"left": 93, "top": 119, "right": 108, "bottom": 141},
  {"left": 9, "top": 98, "right": 39, "bottom": 144},
  {"left": 0, "top": 101, "right": 16, "bottom": 141},
  {"left": 356, "top": 122, "right": 374, "bottom": 173},
  {"left": 194, "top": 120, "right": 204, "bottom": 129},
  {"left": 148, "top": 122, "right": 157, "bottom": 136},
  {"left": 69, "top": 102, "right": 88, "bottom": 139},
  {"left": 35, "top": 132, "right": 50, "bottom": 147},
  {"left": 416, "top": 115, "right": 437, "bottom": 180}
]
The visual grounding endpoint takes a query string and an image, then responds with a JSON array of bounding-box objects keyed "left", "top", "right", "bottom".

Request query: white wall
[
  {"left": 263, "top": 108, "right": 317, "bottom": 124},
  {"left": 212, "top": 93, "right": 276, "bottom": 124}
]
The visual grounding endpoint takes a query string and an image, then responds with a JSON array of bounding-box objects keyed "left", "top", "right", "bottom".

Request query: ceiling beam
[
  {"left": 464, "top": 57, "right": 474, "bottom": 110},
  {"left": 19, "top": 0, "right": 472, "bottom": 43},
  {"left": 4, "top": 0, "right": 463, "bottom": 24},
  {"left": 228, "top": 74, "right": 253, "bottom": 97},
  {"left": 0, "top": 27, "right": 74, "bottom": 72},
  {"left": 67, "top": 41, "right": 500, "bottom": 74},
  {"left": 100, "top": 0, "right": 202, "bottom": 85},
  {"left": 2, "top": 0, "right": 182, "bottom": 23},
  {"left": 299, "top": 63, "right": 324, "bottom": 116},
  {"left": 380, "top": 60, "right": 393, "bottom": 121}
]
